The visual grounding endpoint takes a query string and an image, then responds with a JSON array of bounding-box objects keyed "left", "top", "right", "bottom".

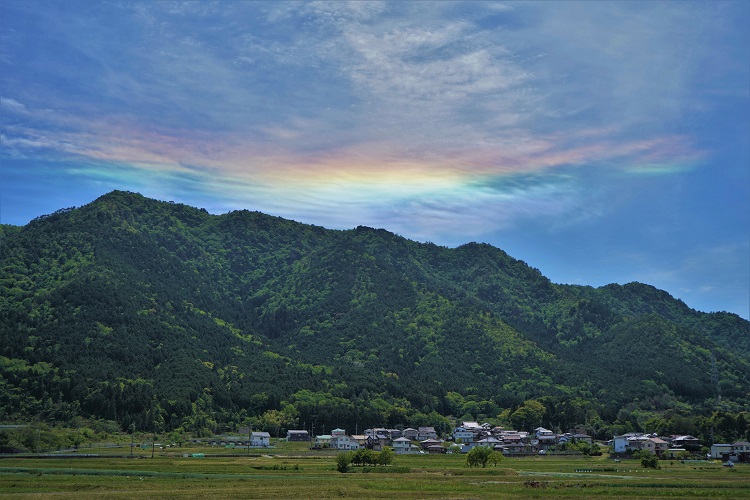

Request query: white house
[
  {"left": 612, "top": 433, "right": 640, "bottom": 453},
  {"left": 392, "top": 437, "right": 415, "bottom": 454},
  {"left": 711, "top": 443, "right": 733, "bottom": 460},
  {"left": 331, "top": 428, "right": 346, "bottom": 437},
  {"left": 453, "top": 426, "right": 475, "bottom": 443},
  {"left": 250, "top": 431, "right": 271, "bottom": 447},
  {"left": 315, "top": 435, "right": 332, "bottom": 448},
  {"left": 331, "top": 434, "right": 360, "bottom": 450},
  {"left": 534, "top": 427, "right": 554, "bottom": 438}
]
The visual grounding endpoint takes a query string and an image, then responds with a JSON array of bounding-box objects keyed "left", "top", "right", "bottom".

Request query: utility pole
[{"left": 129, "top": 423, "right": 135, "bottom": 458}]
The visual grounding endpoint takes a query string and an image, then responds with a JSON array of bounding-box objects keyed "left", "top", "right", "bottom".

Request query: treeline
[{"left": 1, "top": 191, "right": 748, "bottom": 443}]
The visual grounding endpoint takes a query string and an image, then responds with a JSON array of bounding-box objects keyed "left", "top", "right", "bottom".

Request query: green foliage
[
  {"left": 378, "top": 446, "right": 395, "bottom": 466},
  {"left": 509, "top": 400, "right": 546, "bottom": 432},
  {"left": 336, "top": 452, "right": 351, "bottom": 473},
  {"left": 0, "top": 191, "right": 748, "bottom": 442},
  {"left": 466, "top": 446, "right": 493, "bottom": 468},
  {"left": 641, "top": 454, "right": 660, "bottom": 469}
]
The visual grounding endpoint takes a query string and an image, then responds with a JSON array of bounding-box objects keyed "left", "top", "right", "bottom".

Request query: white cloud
[{"left": 0, "top": 96, "right": 26, "bottom": 112}]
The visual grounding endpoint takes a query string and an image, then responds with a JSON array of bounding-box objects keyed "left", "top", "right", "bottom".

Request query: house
[
  {"left": 364, "top": 428, "right": 387, "bottom": 438},
  {"left": 314, "top": 435, "right": 332, "bottom": 448},
  {"left": 420, "top": 438, "right": 443, "bottom": 450},
  {"left": 711, "top": 443, "right": 733, "bottom": 461},
  {"left": 418, "top": 426, "right": 438, "bottom": 440},
  {"left": 426, "top": 445, "right": 447, "bottom": 454},
  {"left": 502, "top": 442, "right": 532, "bottom": 454},
  {"left": 534, "top": 427, "right": 554, "bottom": 438},
  {"left": 250, "top": 431, "right": 271, "bottom": 447},
  {"left": 648, "top": 437, "right": 669, "bottom": 457},
  {"left": 388, "top": 429, "right": 403, "bottom": 439},
  {"left": 475, "top": 437, "right": 502, "bottom": 449},
  {"left": 392, "top": 437, "right": 415, "bottom": 454},
  {"left": 331, "top": 434, "right": 360, "bottom": 450},
  {"left": 286, "top": 430, "right": 310, "bottom": 442},
  {"left": 368, "top": 433, "right": 391, "bottom": 451},
  {"left": 671, "top": 435, "right": 701, "bottom": 450},
  {"left": 730, "top": 441, "right": 750, "bottom": 462},
  {"left": 331, "top": 428, "right": 347, "bottom": 437},
  {"left": 499, "top": 431, "right": 523, "bottom": 443},
  {"left": 665, "top": 447, "right": 688, "bottom": 459},
  {"left": 612, "top": 433, "right": 640, "bottom": 453},
  {"left": 402, "top": 428, "right": 419, "bottom": 440},
  {"left": 573, "top": 433, "right": 593, "bottom": 445},
  {"left": 628, "top": 436, "right": 657, "bottom": 455},
  {"left": 557, "top": 434, "right": 574, "bottom": 445},
  {"left": 351, "top": 435, "right": 368, "bottom": 447},
  {"left": 453, "top": 426, "right": 476, "bottom": 443}
]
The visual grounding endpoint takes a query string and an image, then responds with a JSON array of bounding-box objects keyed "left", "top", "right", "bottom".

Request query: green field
[{"left": 1, "top": 444, "right": 748, "bottom": 499}]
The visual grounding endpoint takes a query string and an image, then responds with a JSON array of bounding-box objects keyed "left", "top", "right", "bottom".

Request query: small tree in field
[
  {"left": 336, "top": 452, "right": 351, "bottom": 473},
  {"left": 378, "top": 447, "right": 394, "bottom": 466},
  {"left": 641, "top": 454, "right": 660, "bottom": 469},
  {"left": 489, "top": 450, "right": 504, "bottom": 467},
  {"left": 466, "top": 446, "right": 493, "bottom": 468}
]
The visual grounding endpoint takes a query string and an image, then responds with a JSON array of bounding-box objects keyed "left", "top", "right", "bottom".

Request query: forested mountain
[{"left": 1, "top": 191, "right": 748, "bottom": 442}]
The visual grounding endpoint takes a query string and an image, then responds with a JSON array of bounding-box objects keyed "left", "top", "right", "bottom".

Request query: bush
[
  {"left": 336, "top": 452, "right": 351, "bottom": 473},
  {"left": 378, "top": 447, "right": 394, "bottom": 466},
  {"left": 641, "top": 455, "right": 660, "bottom": 469},
  {"left": 466, "top": 446, "right": 494, "bottom": 468}
]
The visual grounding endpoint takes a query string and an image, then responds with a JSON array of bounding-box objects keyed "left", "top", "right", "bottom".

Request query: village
[{"left": 206, "top": 422, "right": 750, "bottom": 464}]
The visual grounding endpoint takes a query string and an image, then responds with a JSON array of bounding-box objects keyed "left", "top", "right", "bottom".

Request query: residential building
[
  {"left": 648, "top": 437, "right": 669, "bottom": 457},
  {"left": 286, "top": 430, "right": 310, "bottom": 442},
  {"left": 671, "top": 435, "right": 701, "bottom": 450},
  {"left": 392, "top": 437, "right": 416, "bottom": 454},
  {"left": 730, "top": 441, "right": 750, "bottom": 462},
  {"left": 402, "top": 428, "right": 419, "bottom": 440},
  {"left": 420, "top": 438, "right": 443, "bottom": 450},
  {"left": 250, "top": 431, "right": 271, "bottom": 447},
  {"left": 314, "top": 435, "right": 332, "bottom": 448},
  {"left": 418, "top": 426, "right": 438, "bottom": 440},
  {"left": 331, "top": 434, "right": 360, "bottom": 450},
  {"left": 711, "top": 443, "right": 733, "bottom": 461},
  {"left": 453, "top": 426, "right": 476, "bottom": 443}
]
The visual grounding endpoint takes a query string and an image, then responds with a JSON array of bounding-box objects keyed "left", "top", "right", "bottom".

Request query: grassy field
[{"left": 1, "top": 443, "right": 748, "bottom": 499}]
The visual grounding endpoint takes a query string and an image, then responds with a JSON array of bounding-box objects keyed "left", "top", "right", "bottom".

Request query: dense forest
[{"left": 1, "top": 191, "right": 748, "bottom": 444}]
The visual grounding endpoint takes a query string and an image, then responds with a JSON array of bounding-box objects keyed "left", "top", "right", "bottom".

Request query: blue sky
[{"left": 1, "top": 1, "right": 748, "bottom": 319}]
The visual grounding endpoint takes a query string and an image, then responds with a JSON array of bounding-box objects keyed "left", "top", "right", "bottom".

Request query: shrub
[
  {"left": 336, "top": 452, "right": 351, "bottom": 473},
  {"left": 641, "top": 455, "right": 660, "bottom": 469},
  {"left": 466, "top": 446, "right": 493, "bottom": 468}
]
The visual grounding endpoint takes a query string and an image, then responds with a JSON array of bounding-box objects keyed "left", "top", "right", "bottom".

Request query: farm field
[{"left": 1, "top": 445, "right": 748, "bottom": 499}]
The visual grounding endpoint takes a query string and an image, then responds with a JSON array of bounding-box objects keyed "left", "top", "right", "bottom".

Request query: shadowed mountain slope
[{"left": 1, "top": 191, "right": 747, "bottom": 438}]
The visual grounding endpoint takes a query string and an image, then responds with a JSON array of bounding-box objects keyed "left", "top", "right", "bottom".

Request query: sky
[{"left": 1, "top": 1, "right": 748, "bottom": 319}]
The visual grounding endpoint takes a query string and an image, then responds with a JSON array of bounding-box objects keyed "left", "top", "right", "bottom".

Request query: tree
[
  {"left": 509, "top": 400, "right": 546, "bottom": 431},
  {"left": 641, "top": 454, "right": 659, "bottom": 469},
  {"left": 336, "top": 452, "right": 351, "bottom": 473},
  {"left": 489, "top": 450, "right": 504, "bottom": 467},
  {"left": 378, "top": 446, "right": 394, "bottom": 466},
  {"left": 466, "top": 446, "right": 493, "bottom": 468}
]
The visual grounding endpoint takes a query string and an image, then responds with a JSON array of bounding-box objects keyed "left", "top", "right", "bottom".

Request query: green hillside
[{"left": 1, "top": 191, "right": 747, "bottom": 442}]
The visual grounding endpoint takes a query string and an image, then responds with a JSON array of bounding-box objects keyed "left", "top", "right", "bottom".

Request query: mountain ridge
[{"left": 1, "top": 190, "right": 747, "bottom": 441}]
